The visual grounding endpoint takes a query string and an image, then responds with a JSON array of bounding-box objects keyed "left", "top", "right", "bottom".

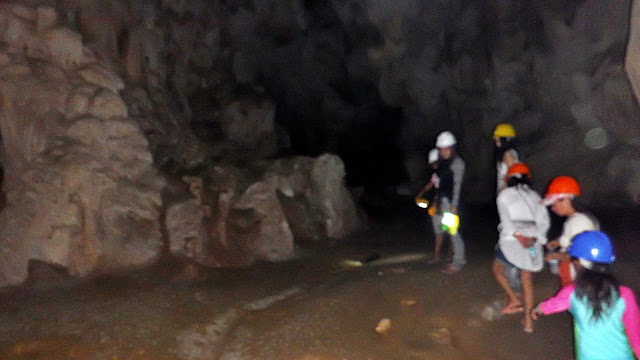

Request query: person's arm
[
  {"left": 496, "top": 162, "right": 507, "bottom": 193},
  {"left": 535, "top": 284, "right": 575, "bottom": 316},
  {"left": 557, "top": 221, "right": 573, "bottom": 251},
  {"left": 416, "top": 181, "right": 434, "bottom": 199},
  {"left": 546, "top": 251, "right": 571, "bottom": 261},
  {"left": 620, "top": 287, "right": 640, "bottom": 358},
  {"left": 450, "top": 158, "right": 465, "bottom": 210},
  {"left": 496, "top": 192, "right": 516, "bottom": 239},
  {"left": 533, "top": 201, "right": 551, "bottom": 245},
  {"left": 546, "top": 239, "right": 560, "bottom": 249}
]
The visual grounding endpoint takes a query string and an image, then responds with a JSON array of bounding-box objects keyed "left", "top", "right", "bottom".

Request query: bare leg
[
  {"left": 429, "top": 233, "right": 444, "bottom": 263},
  {"left": 521, "top": 270, "right": 534, "bottom": 333},
  {"left": 492, "top": 260, "right": 521, "bottom": 307},
  {"left": 449, "top": 232, "right": 465, "bottom": 269}
]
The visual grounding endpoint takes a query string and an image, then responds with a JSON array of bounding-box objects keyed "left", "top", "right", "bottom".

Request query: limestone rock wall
[
  {"left": 0, "top": 4, "right": 165, "bottom": 286},
  {"left": 627, "top": 0, "right": 640, "bottom": 105},
  {"left": 165, "top": 154, "right": 362, "bottom": 267},
  {"left": 624, "top": 0, "right": 640, "bottom": 204},
  {"left": 24, "top": 0, "right": 638, "bottom": 206},
  {"left": 151, "top": 0, "right": 640, "bottom": 205},
  {"left": 1, "top": 0, "right": 639, "bottom": 286}
]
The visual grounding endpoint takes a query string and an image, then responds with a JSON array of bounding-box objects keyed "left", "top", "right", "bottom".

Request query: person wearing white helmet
[
  {"left": 432, "top": 131, "right": 466, "bottom": 275},
  {"left": 415, "top": 149, "right": 440, "bottom": 203},
  {"left": 427, "top": 147, "right": 438, "bottom": 165},
  {"left": 415, "top": 148, "right": 453, "bottom": 263}
]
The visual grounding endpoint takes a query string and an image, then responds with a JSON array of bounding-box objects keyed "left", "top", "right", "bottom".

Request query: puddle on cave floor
[{"left": 0, "top": 204, "right": 637, "bottom": 360}]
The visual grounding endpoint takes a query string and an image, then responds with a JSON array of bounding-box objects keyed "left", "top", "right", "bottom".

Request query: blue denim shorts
[{"left": 494, "top": 245, "right": 516, "bottom": 268}]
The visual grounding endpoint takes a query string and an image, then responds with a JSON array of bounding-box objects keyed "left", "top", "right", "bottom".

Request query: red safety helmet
[
  {"left": 542, "top": 176, "right": 581, "bottom": 205},
  {"left": 505, "top": 162, "right": 531, "bottom": 181}
]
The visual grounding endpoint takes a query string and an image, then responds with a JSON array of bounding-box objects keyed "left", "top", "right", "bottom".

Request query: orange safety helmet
[
  {"left": 542, "top": 176, "right": 581, "bottom": 205},
  {"left": 505, "top": 162, "right": 531, "bottom": 181}
]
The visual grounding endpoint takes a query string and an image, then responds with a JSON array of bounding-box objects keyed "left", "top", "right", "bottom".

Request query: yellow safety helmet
[{"left": 493, "top": 123, "right": 516, "bottom": 139}]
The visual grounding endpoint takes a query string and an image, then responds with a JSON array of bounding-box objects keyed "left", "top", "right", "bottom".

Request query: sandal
[
  {"left": 427, "top": 257, "right": 441, "bottom": 264},
  {"left": 441, "top": 265, "right": 461, "bottom": 275},
  {"left": 501, "top": 302, "right": 524, "bottom": 315}
]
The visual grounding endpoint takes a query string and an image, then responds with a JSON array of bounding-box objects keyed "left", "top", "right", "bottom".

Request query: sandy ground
[{"left": 0, "top": 203, "right": 638, "bottom": 360}]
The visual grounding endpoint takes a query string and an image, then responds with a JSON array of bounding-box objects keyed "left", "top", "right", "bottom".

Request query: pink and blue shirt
[{"left": 539, "top": 284, "right": 640, "bottom": 360}]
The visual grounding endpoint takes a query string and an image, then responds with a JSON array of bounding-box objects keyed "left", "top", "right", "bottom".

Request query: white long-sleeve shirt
[{"left": 497, "top": 184, "right": 550, "bottom": 271}]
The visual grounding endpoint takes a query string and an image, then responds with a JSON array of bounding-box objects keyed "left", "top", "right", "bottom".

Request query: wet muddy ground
[{"left": 0, "top": 203, "right": 638, "bottom": 360}]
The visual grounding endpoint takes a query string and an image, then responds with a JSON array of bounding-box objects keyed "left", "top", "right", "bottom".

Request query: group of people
[{"left": 416, "top": 124, "right": 640, "bottom": 360}]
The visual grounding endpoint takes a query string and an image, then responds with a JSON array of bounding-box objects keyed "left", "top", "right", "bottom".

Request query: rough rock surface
[
  {"left": 165, "top": 154, "right": 363, "bottom": 267},
  {"left": 1, "top": 0, "right": 640, "bottom": 285},
  {"left": 309, "top": 154, "right": 361, "bottom": 239},
  {"left": 0, "top": 4, "right": 164, "bottom": 286},
  {"left": 4, "top": 0, "right": 634, "bottom": 206}
]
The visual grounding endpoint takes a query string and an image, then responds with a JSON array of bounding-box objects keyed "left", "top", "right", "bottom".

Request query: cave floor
[{"left": 0, "top": 204, "right": 638, "bottom": 360}]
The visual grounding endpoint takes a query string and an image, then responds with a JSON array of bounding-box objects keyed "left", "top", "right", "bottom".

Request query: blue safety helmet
[{"left": 568, "top": 231, "right": 615, "bottom": 264}]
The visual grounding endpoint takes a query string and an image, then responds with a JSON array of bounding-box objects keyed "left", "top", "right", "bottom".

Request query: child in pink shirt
[{"left": 532, "top": 231, "right": 640, "bottom": 360}]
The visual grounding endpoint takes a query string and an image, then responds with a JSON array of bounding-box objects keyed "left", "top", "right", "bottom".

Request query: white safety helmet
[
  {"left": 436, "top": 131, "right": 457, "bottom": 148},
  {"left": 428, "top": 148, "right": 439, "bottom": 164}
]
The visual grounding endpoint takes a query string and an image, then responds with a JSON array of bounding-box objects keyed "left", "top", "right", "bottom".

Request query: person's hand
[
  {"left": 514, "top": 232, "right": 535, "bottom": 248},
  {"left": 531, "top": 307, "right": 541, "bottom": 321},
  {"left": 450, "top": 205, "right": 457, "bottom": 214},
  {"left": 546, "top": 240, "right": 560, "bottom": 250},
  {"left": 427, "top": 205, "right": 437, "bottom": 217},
  {"left": 545, "top": 252, "right": 559, "bottom": 261}
]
